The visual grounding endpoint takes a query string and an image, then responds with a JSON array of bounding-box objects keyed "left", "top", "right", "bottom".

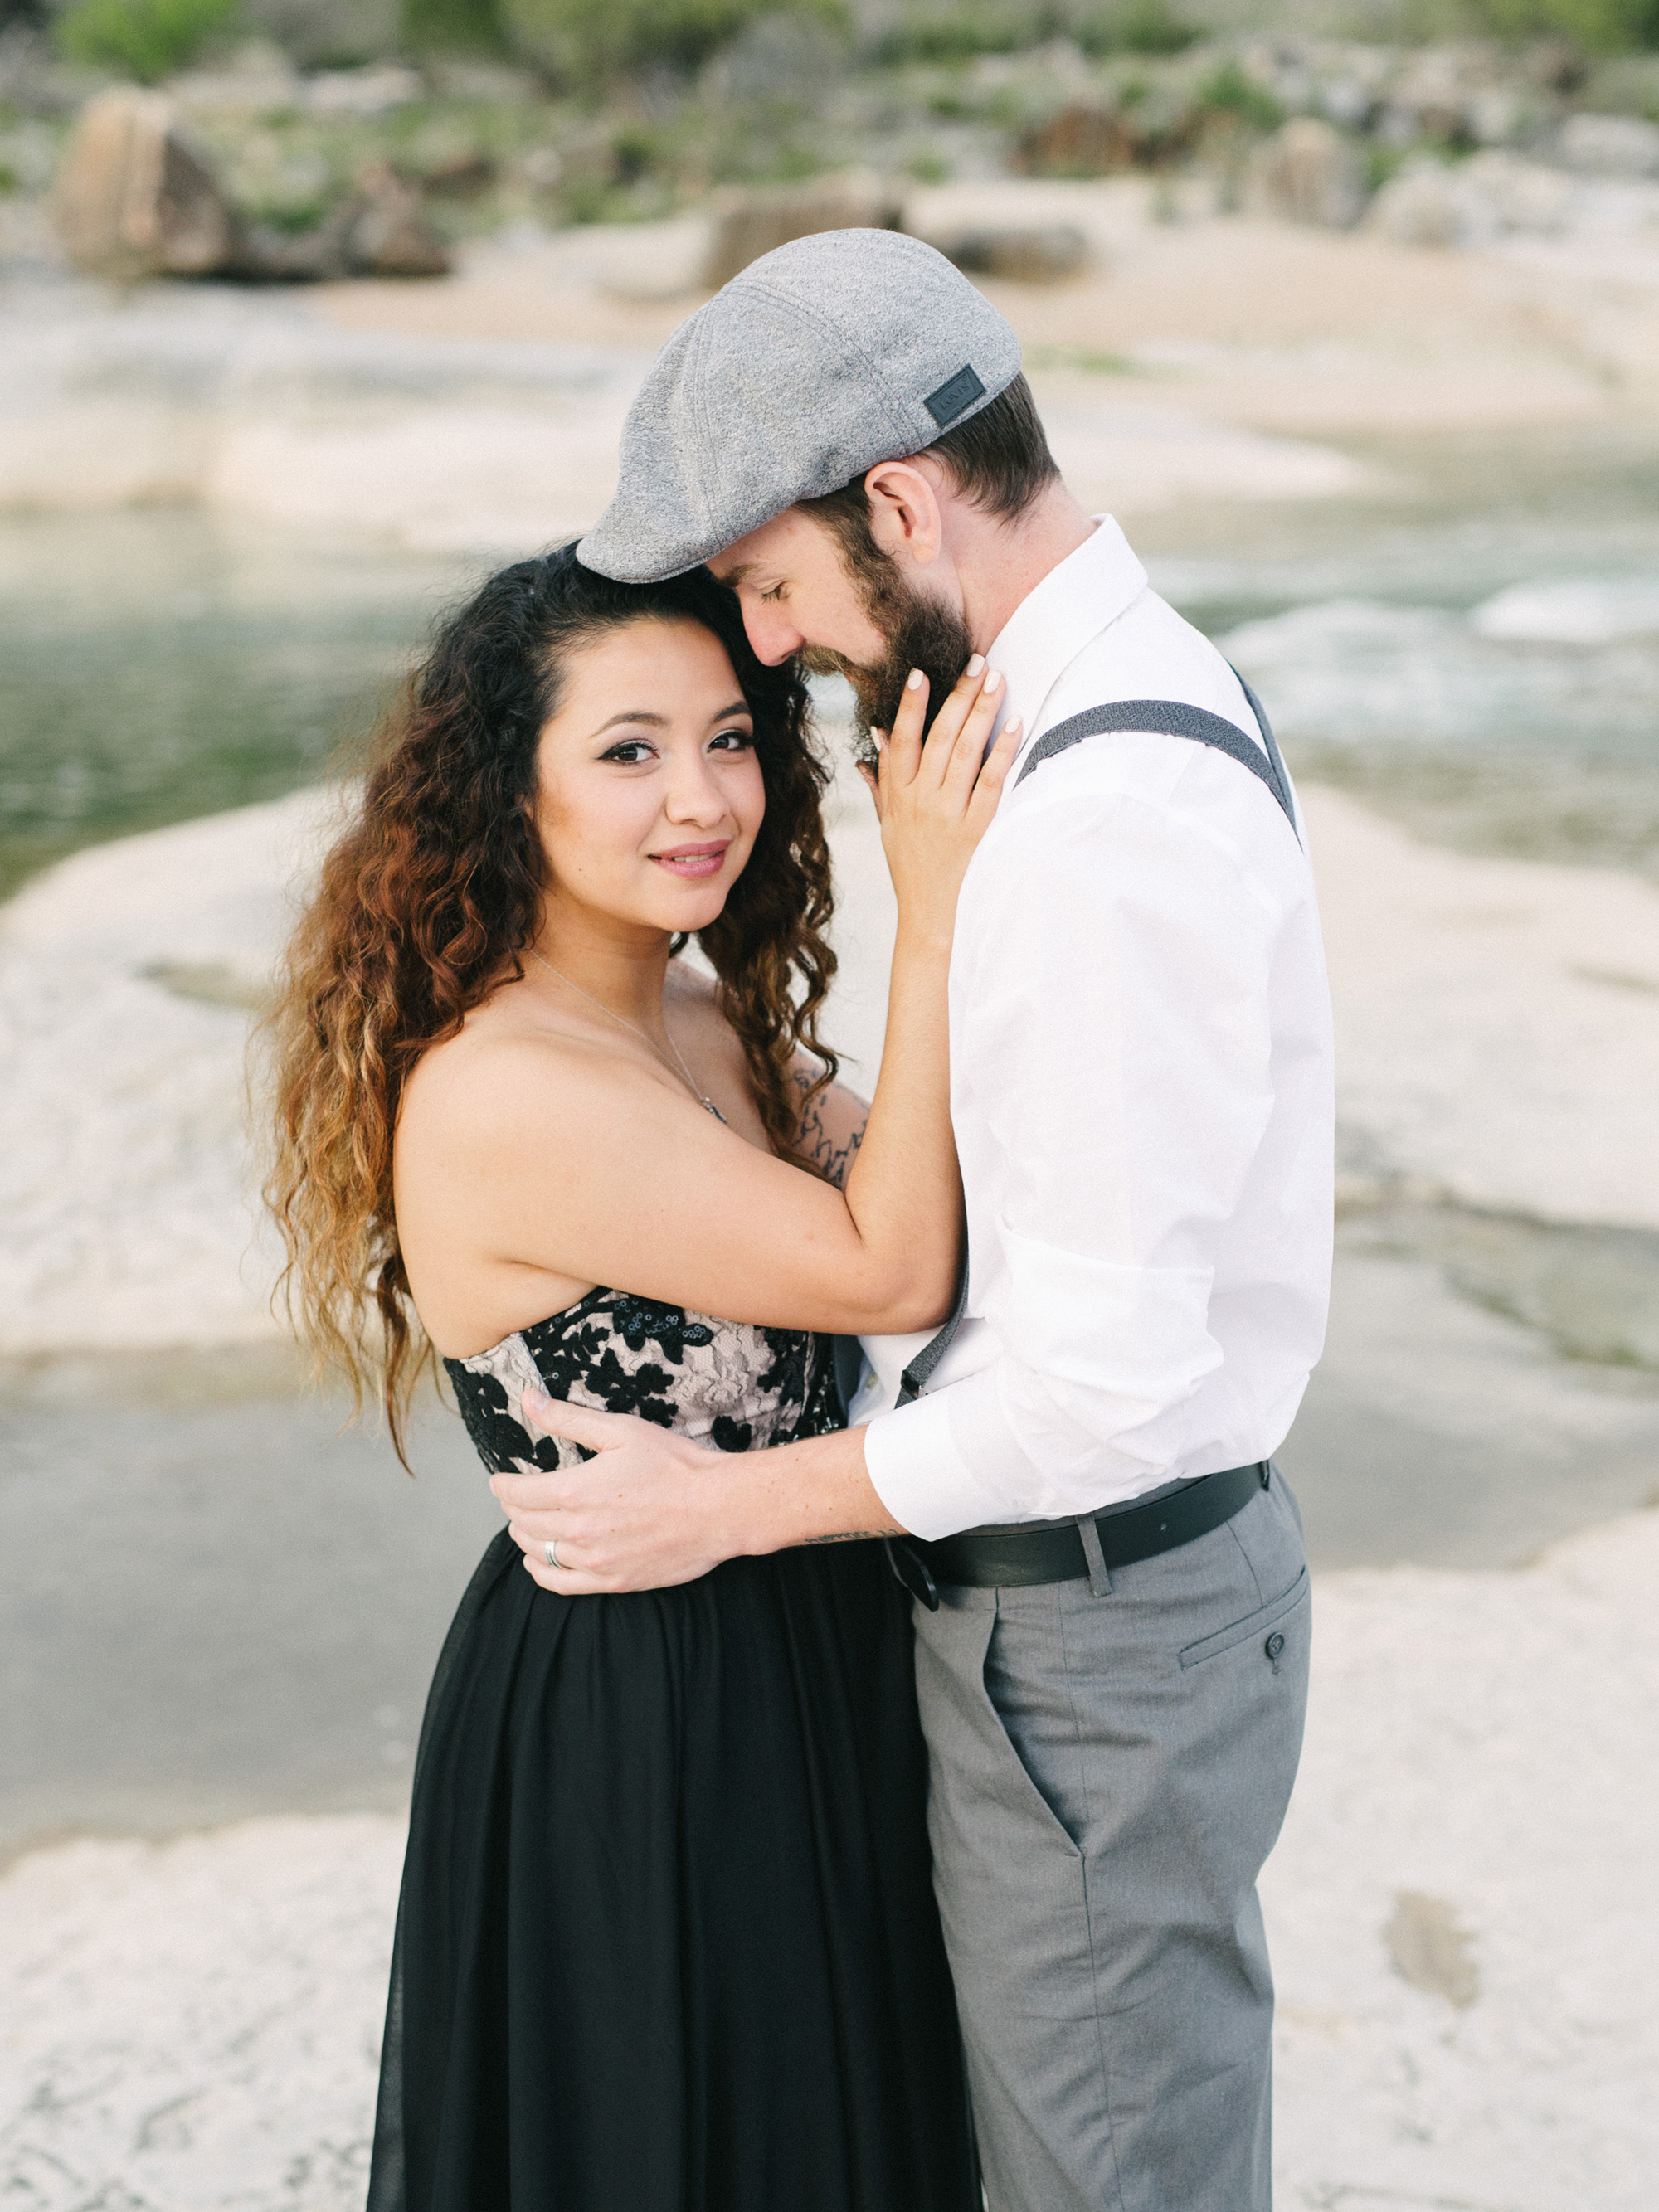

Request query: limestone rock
[
  {"left": 1015, "top": 101, "right": 1195, "bottom": 178},
  {"left": 1365, "top": 150, "right": 1577, "bottom": 252},
  {"left": 1365, "top": 158, "right": 1467, "bottom": 250},
  {"left": 50, "top": 90, "right": 244, "bottom": 283},
  {"left": 701, "top": 169, "right": 904, "bottom": 291},
  {"left": 338, "top": 160, "right": 450, "bottom": 278},
  {"left": 1460, "top": 150, "right": 1574, "bottom": 237},
  {"left": 926, "top": 223, "right": 1090, "bottom": 284},
  {"left": 1248, "top": 118, "right": 1365, "bottom": 230},
  {"left": 1554, "top": 111, "right": 1659, "bottom": 179}
]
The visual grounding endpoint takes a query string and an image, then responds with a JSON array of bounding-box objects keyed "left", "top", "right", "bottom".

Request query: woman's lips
[{"left": 650, "top": 841, "right": 730, "bottom": 880}]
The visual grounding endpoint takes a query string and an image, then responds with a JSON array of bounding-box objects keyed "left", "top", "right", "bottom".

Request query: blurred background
[{"left": 1, "top": 0, "right": 1657, "bottom": 2202}]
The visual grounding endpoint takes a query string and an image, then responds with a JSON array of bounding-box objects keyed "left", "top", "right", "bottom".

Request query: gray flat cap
[{"left": 577, "top": 229, "right": 1022, "bottom": 583}]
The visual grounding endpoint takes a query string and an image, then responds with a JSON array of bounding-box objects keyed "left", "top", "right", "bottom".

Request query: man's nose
[{"left": 742, "top": 598, "right": 803, "bottom": 668}]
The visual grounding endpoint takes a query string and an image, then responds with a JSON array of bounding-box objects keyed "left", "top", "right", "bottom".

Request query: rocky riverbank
[
  {"left": 4, "top": 1502, "right": 1654, "bottom": 2210},
  {"left": 4, "top": 16, "right": 1659, "bottom": 286}
]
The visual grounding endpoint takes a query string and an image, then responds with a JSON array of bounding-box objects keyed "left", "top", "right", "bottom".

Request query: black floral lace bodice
[{"left": 445, "top": 1287, "right": 842, "bottom": 1475}]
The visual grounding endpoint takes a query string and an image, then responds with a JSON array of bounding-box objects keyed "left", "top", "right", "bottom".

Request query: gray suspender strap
[
  {"left": 893, "top": 673, "right": 1295, "bottom": 1416},
  {"left": 1013, "top": 673, "right": 1300, "bottom": 841},
  {"left": 1232, "top": 671, "right": 1297, "bottom": 831},
  {"left": 896, "top": 1260, "right": 968, "bottom": 1408}
]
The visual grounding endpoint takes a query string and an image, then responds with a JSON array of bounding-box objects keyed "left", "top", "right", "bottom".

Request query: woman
[{"left": 265, "top": 543, "right": 1019, "bottom": 2210}]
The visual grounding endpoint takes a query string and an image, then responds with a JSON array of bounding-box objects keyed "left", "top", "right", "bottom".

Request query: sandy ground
[
  {"left": 311, "top": 177, "right": 1659, "bottom": 435},
  {"left": 3, "top": 1502, "right": 1653, "bottom": 2212}
]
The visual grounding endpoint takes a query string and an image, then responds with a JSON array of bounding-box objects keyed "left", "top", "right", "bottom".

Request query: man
[{"left": 494, "top": 229, "right": 1333, "bottom": 2210}]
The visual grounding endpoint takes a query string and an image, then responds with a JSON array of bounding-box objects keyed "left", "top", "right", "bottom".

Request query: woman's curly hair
[{"left": 260, "top": 543, "right": 838, "bottom": 1466}]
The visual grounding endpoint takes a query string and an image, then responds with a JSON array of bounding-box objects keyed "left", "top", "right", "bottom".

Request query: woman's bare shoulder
[{"left": 399, "top": 994, "right": 625, "bottom": 1149}]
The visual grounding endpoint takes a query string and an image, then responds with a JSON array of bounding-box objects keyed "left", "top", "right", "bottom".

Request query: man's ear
[{"left": 862, "top": 458, "right": 945, "bottom": 573}]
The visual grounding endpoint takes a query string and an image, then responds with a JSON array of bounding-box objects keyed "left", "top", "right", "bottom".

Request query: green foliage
[
  {"left": 1447, "top": 0, "right": 1658, "bottom": 47},
  {"left": 403, "top": 0, "right": 507, "bottom": 52},
  {"left": 1075, "top": 2, "right": 1194, "bottom": 56},
  {"left": 503, "top": 0, "right": 846, "bottom": 87},
  {"left": 875, "top": 9, "right": 1031, "bottom": 64},
  {"left": 56, "top": 0, "right": 239, "bottom": 82},
  {"left": 1194, "top": 57, "right": 1282, "bottom": 132}
]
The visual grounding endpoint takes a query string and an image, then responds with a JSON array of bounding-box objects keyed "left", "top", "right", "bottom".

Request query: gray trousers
[{"left": 912, "top": 1468, "right": 1311, "bottom": 2212}]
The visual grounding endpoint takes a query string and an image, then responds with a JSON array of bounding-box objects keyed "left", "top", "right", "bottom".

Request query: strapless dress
[{"left": 367, "top": 1286, "right": 976, "bottom": 2212}]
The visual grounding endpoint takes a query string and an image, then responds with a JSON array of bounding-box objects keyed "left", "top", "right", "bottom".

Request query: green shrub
[
  {"left": 504, "top": 0, "right": 845, "bottom": 86},
  {"left": 1422, "top": 0, "right": 1658, "bottom": 46},
  {"left": 403, "top": 0, "right": 507, "bottom": 51},
  {"left": 56, "top": 0, "right": 240, "bottom": 82},
  {"left": 1195, "top": 57, "right": 1281, "bottom": 133},
  {"left": 1075, "top": 2, "right": 1194, "bottom": 56},
  {"left": 875, "top": 8, "right": 1032, "bottom": 64}
]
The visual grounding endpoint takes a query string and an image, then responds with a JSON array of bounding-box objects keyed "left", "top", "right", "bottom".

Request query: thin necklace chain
[{"left": 526, "top": 946, "right": 723, "bottom": 1121}]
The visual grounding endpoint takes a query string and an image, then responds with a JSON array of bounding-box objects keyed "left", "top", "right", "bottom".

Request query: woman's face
[{"left": 533, "top": 617, "right": 766, "bottom": 938}]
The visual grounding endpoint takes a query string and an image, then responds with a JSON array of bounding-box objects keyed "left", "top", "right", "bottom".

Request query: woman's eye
[
  {"left": 759, "top": 584, "right": 786, "bottom": 604},
  {"left": 709, "top": 729, "right": 752, "bottom": 753},
  {"left": 601, "top": 741, "right": 654, "bottom": 764}
]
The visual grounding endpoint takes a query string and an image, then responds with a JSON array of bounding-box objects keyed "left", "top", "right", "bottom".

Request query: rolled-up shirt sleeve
[{"left": 863, "top": 772, "right": 1289, "bottom": 1539}]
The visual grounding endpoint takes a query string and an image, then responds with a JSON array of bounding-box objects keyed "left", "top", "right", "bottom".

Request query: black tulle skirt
[{"left": 367, "top": 1529, "right": 978, "bottom": 2211}]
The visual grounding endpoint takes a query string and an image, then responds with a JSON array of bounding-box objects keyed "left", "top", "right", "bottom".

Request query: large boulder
[
  {"left": 337, "top": 159, "right": 451, "bottom": 278},
  {"left": 50, "top": 93, "right": 450, "bottom": 284},
  {"left": 701, "top": 169, "right": 904, "bottom": 291},
  {"left": 1365, "top": 150, "right": 1575, "bottom": 252},
  {"left": 1015, "top": 100, "right": 1196, "bottom": 178},
  {"left": 1248, "top": 118, "right": 1365, "bottom": 230},
  {"left": 923, "top": 224, "right": 1090, "bottom": 284},
  {"left": 1554, "top": 112, "right": 1659, "bottom": 179},
  {"left": 51, "top": 90, "right": 245, "bottom": 283},
  {"left": 1365, "top": 158, "right": 1467, "bottom": 250}
]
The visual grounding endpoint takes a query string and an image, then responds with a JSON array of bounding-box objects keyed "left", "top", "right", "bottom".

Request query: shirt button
[{"left": 1265, "top": 1632, "right": 1286, "bottom": 1660}]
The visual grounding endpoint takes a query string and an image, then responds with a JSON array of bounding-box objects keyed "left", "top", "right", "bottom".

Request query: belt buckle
[{"left": 884, "top": 1536, "right": 941, "bottom": 1612}]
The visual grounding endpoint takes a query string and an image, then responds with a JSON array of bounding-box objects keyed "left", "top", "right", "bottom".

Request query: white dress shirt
[{"left": 856, "top": 517, "right": 1335, "bottom": 1540}]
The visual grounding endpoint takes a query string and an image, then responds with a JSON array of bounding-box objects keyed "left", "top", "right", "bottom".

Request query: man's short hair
[{"left": 800, "top": 373, "right": 1058, "bottom": 564}]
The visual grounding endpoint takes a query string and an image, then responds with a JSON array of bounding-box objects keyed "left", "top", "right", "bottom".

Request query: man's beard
[{"left": 800, "top": 569, "right": 975, "bottom": 762}]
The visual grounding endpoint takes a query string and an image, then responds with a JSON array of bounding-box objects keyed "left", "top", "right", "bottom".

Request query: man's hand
[
  {"left": 491, "top": 1391, "right": 902, "bottom": 1594},
  {"left": 491, "top": 1398, "right": 735, "bottom": 1594}
]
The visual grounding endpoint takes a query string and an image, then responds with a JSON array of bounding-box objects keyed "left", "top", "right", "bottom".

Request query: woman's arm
[
  {"left": 788, "top": 1062, "right": 868, "bottom": 1191},
  {"left": 406, "top": 663, "right": 1019, "bottom": 1341}
]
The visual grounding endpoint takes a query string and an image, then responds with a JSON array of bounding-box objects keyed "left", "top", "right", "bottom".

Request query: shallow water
[
  {"left": 1140, "top": 421, "right": 1659, "bottom": 878},
  {"left": 0, "top": 512, "right": 467, "bottom": 899},
  {"left": 3, "top": 421, "right": 1657, "bottom": 899}
]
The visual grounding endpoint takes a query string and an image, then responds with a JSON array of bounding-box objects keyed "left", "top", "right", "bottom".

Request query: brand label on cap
[{"left": 924, "top": 364, "right": 987, "bottom": 429}]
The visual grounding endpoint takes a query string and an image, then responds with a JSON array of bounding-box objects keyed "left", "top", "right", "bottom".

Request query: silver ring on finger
[{"left": 543, "top": 1538, "right": 563, "bottom": 1571}]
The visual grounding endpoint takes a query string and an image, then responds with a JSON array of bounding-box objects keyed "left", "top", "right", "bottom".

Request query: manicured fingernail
[
  {"left": 984, "top": 669, "right": 1000, "bottom": 691},
  {"left": 907, "top": 669, "right": 924, "bottom": 690},
  {"left": 966, "top": 654, "right": 985, "bottom": 678}
]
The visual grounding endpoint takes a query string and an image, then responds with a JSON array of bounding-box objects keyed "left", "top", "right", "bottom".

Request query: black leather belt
[{"left": 887, "top": 1462, "right": 1270, "bottom": 1611}]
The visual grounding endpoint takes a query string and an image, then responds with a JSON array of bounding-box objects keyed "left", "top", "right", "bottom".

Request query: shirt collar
[{"left": 985, "top": 516, "right": 1148, "bottom": 754}]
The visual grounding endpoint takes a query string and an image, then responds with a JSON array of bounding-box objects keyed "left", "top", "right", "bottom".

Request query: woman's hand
[{"left": 859, "top": 658, "right": 1022, "bottom": 946}]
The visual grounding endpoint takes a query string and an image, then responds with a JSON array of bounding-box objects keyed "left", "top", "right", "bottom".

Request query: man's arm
[{"left": 491, "top": 1398, "right": 904, "bottom": 1594}]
